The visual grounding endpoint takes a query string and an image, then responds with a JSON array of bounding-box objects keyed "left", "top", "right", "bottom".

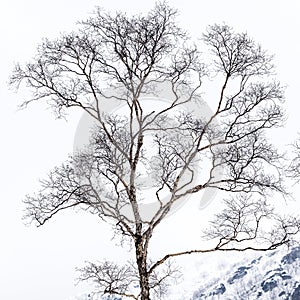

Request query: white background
[{"left": 1, "top": 1, "right": 300, "bottom": 299}]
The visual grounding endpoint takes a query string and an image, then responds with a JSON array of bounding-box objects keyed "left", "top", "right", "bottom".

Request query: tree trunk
[{"left": 136, "top": 237, "right": 151, "bottom": 300}]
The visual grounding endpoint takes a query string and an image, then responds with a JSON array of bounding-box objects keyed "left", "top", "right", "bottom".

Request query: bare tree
[{"left": 10, "top": 2, "right": 300, "bottom": 299}]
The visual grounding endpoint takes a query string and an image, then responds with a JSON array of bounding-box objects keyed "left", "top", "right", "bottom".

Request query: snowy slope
[{"left": 191, "top": 246, "right": 300, "bottom": 300}]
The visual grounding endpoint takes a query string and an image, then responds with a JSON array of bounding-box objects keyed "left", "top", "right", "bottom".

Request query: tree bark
[{"left": 136, "top": 237, "right": 150, "bottom": 300}]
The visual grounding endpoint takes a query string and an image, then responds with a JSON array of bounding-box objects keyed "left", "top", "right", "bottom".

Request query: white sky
[{"left": 1, "top": 1, "right": 300, "bottom": 299}]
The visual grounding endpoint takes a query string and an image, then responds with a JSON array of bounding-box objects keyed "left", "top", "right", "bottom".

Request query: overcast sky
[{"left": 1, "top": 1, "right": 300, "bottom": 299}]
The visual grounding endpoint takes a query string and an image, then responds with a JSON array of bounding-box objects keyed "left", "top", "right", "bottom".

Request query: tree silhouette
[{"left": 10, "top": 2, "right": 300, "bottom": 299}]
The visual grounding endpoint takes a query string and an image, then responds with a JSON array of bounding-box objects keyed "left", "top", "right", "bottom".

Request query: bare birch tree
[{"left": 10, "top": 2, "right": 300, "bottom": 299}]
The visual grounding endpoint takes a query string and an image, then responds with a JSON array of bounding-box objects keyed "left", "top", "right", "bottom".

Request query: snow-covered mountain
[
  {"left": 191, "top": 245, "right": 300, "bottom": 300},
  {"left": 69, "top": 245, "right": 300, "bottom": 300}
]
